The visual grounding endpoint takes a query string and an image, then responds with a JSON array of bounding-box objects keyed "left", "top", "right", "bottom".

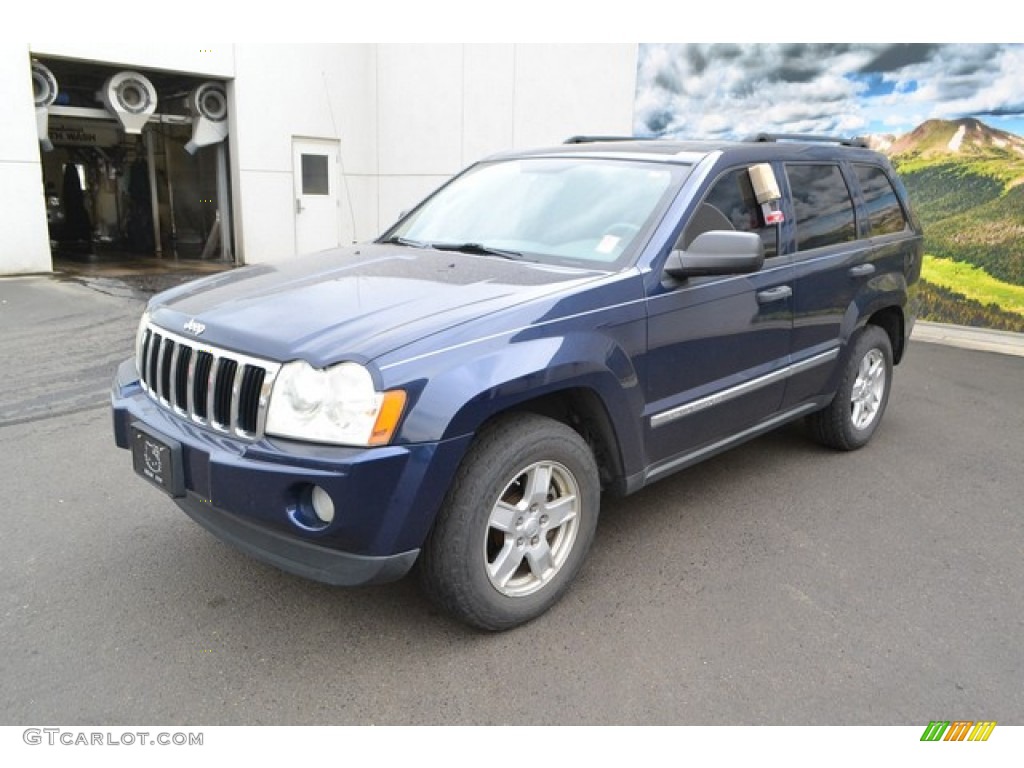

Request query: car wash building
[{"left": 0, "top": 44, "right": 637, "bottom": 276}]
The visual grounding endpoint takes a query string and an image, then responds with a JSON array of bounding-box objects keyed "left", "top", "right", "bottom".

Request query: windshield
[{"left": 382, "top": 157, "right": 688, "bottom": 269}]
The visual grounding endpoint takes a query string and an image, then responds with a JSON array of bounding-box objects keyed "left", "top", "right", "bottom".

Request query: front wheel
[
  {"left": 807, "top": 325, "right": 894, "bottom": 451},
  {"left": 418, "top": 413, "right": 600, "bottom": 631}
]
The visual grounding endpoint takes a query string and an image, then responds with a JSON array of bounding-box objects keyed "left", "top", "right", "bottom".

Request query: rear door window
[{"left": 785, "top": 164, "right": 856, "bottom": 251}]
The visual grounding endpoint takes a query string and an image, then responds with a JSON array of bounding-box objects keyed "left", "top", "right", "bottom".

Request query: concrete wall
[
  {"left": 0, "top": 45, "right": 57, "bottom": 274},
  {"left": 234, "top": 43, "right": 637, "bottom": 264},
  {"left": 229, "top": 44, "right": 377, "bottom": 264},
  {"left": 374, "top": 43, "right": 639, "bottom": 238},
  {"left": 0, "top": 43, "right": 638, "bottom": 273}
]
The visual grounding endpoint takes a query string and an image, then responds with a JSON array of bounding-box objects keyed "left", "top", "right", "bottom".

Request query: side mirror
[{"left": 665, "top": 231, "right": 765, "bottom": 278}]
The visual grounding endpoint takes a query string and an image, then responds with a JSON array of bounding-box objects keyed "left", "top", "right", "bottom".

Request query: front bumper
[
  {"left": 111, "top": 358, "right": 470, "bottom": 586},
  {"left": 174, "top": 489, "right": 416, "bottom": 585}
]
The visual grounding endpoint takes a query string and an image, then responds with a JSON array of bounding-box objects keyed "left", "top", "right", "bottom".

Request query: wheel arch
[
  {"left": 865, "top": 305, "right": 906, "bottom": 364},
  {"left": 441, "top": 375, "right": 637, "bottom": 496},
  {"left": 476, "top": 386, "right": 629, "bottom": 495},
  {"left": 841, "top": 273, "right": 909, "bottom": 365}
]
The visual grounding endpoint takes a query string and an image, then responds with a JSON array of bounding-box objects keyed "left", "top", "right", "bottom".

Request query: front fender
[{"left": 388, "top": 330, "right": 648, "bottom": 479}]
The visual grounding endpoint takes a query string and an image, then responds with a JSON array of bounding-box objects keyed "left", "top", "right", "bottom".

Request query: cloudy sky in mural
[{"left": 634, "top": 43, "right": 1024, "bottom": 140}]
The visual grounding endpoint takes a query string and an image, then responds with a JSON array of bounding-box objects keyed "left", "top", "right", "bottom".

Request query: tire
[
  {"left": 418, "top": 413, "right": 601, "bottom": 631},
  {"left": 807, "top": 325, "right": 894, "bottom": 451}
]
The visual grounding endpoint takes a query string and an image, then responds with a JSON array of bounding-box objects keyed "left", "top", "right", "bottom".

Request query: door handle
[
  {"left": 756, "top": 285, "right": 792, "bottom": 304},
  {"left": 849, "top": 263, "right": 875, "bottom": 277},
  {"left": 295, "top": 198, "right": 304, "bottom": 214}
]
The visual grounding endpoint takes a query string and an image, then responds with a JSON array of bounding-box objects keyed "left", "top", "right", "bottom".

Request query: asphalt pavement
[{"left": 1, "top": 274, "right": 1022, "bottom": 725}]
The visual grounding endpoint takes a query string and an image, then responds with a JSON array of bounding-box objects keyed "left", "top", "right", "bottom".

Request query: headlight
[{"left": 265, "top": 360, "right": 406, "bottom": 447}]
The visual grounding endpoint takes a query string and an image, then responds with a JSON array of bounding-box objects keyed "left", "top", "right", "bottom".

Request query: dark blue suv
[{"left": 112, "top": 136, "right": 922, "bottom": 630}]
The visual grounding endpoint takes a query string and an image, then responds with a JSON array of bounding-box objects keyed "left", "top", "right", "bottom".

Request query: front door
[
  {"left": 642, "top": 165, "right": 794, "bottom": 479},
  {"left": 644, "top": 264, "right": 794, "bottom": 476},
  {"left": 293, "top": 138, "right": 341, "bottom": 255}
]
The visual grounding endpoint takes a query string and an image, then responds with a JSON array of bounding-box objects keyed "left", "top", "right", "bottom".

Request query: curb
[{"left": 911, "top": 321, "right": 1024, "bottom": 358}]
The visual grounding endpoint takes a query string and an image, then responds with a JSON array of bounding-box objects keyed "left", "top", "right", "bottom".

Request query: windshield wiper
[
  {"left": 430, "top": 242, "right": 524, "bottom": 260},
  {"left": 381, "top": 236, "right": 433, "bottom": 248}
]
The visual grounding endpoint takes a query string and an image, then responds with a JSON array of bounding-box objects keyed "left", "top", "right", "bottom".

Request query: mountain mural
[
  {"left": 878, "top": 118, "right": 1024, "bottom": 332},
  {"left": 633, "top": 43, "right": 1024, "bottom": 332},
  {"left": 889, "top": 117, "right": 1024, "bottom": 162}
]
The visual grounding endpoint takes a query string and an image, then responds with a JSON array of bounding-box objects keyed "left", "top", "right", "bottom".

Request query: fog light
[{"left": 310, "top": 485, "right": 335, "bottom": 524}]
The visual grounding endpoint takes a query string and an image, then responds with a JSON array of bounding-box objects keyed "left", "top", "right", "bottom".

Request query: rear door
[
  {"left": 780, "top": 161, "right": 914, "bottom": 407},
  {"left": 778, "top": 161, "right": 868, "bottom": 406}
]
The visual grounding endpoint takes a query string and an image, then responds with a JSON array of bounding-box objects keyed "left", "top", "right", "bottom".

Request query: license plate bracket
[{"left": 130, "top": 422, "right": 186, "bottom": 498}]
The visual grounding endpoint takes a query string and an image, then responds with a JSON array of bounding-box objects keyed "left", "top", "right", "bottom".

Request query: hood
[{"left": 148, "top": 244, "right": 605, "bottom": 366}]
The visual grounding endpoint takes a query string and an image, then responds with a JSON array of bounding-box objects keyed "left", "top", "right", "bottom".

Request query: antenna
[{"left": 322, "top": 70, "right": 359, "bottom": 243}]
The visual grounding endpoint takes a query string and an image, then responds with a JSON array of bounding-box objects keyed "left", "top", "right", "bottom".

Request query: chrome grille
[{"left": 137, "top": 322, "right": 280, "bottom": 439}]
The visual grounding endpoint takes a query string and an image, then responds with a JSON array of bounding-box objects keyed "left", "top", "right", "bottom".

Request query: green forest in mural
[{"left": 884, "top": 118, "right": 1024, "bottom": 332}]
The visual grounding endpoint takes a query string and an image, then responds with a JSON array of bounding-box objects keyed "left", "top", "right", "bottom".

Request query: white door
[{"left": 293, "top": 138, "right": 341, "bottom": 255}]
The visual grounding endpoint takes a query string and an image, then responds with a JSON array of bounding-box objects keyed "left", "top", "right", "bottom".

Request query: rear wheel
[
  {"left": 807, "top": 325, "right": 893, "bottom": 451},
  {"left": 419, "top": 413, "right": 600, "bottom": 631}
]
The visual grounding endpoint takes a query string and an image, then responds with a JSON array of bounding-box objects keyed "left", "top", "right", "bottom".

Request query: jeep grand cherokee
[{"left": 112, "top": 135, "right": 923, "bottom": 630}]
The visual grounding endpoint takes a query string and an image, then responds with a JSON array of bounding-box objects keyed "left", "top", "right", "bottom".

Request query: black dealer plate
[{"left": 130, "top": 423, "right": 186, "bottom": 498}]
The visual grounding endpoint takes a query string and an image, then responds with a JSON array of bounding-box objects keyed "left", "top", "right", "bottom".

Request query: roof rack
[
  {"left": 744, "top": 133, "right": 868, "bottom": 148},
  {"left": 563, "top": 135, "right": 641, "bottom": 144}
]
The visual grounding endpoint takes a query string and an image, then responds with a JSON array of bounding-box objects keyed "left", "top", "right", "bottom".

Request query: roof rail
[
  {"left": 563, "top": 135, "right": 640, "bottom": 144},
  {"left": 744, "top": 133, "right": 868, "bottom": 148}
]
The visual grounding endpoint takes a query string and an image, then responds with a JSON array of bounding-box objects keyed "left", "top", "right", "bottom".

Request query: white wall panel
[
  {"left": 234, "top": 170, "right": 297, "bottom": 265},
  {"left": 0, "top": 46, "right": 42, "bottom": 162},
  {"left": 377, "top": 175, "right": 450, "bottom": 234},
  {"left": 461, "top": 44, "right": 516, "bottom": 165},
  {"left": 231, "top": 45, "right": 376, "bottom": 174},
  {"left": 0, "top": 45, "right": 54, "bottom": 273},
  {"left": 1, "top": 162, "right": 54, "bottom": 274},
  {"left": 512, "top": 44, "right": 638, "bottom": 148},
  {"left": 370, "top": 44, "right": 637, "bottom": 234},
  {"left": 340, "top": 175, "right": 381, "bottom": 243},
  {"left": 377, "top": 45, "right": 464, "bottom": 176},
  {"left": 229, "top": 45, "right": 377, "bottom": 262}
]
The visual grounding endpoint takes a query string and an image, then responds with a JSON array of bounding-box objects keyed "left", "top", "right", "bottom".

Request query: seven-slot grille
[{"left": 137, "top": 322, "right": 281, "bottom": 439}]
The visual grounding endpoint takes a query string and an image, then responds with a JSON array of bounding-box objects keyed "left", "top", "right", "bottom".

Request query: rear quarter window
[{"left": 852, "top": 163, "right": 910, "bottom": 236}]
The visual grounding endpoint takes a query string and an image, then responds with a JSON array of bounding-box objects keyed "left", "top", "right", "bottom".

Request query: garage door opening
[{"left": 33, "top": 57, "right": 236, "bottom": 279}]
